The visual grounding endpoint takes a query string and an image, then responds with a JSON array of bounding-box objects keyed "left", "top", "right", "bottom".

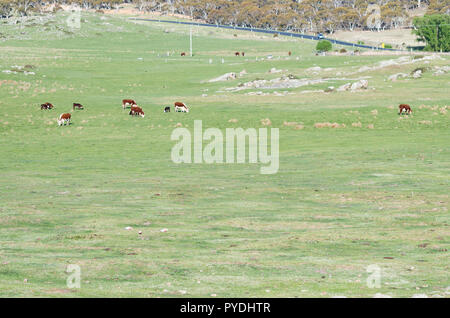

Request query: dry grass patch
[
  {"left": 283, "top": 121, "right": 304, "bottom": 130},
  {"left": 314, "top": 122, "right": 346, "bottom": 129},
  {"left": 260, "top": 118, "right": 272, "bottom": 126}
]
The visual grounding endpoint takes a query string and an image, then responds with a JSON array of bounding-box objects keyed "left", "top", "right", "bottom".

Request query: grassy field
[{"left": 0, "top": 12, "right": 449, "bottom": 298}]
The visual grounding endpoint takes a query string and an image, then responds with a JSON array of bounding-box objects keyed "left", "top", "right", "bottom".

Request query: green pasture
[{"left": 0, "top": 12, "right": 448, "bottom": 297}]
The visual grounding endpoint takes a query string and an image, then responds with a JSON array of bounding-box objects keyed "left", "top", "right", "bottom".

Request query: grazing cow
[
  {"left": 288, "top": 51, "right": 292, "bottom": 56},
  {"left": 174, "top": 102, "right": 189, "bottom": 113},
  {"left": 241, "top": 52, "right": 245, "bottom": 57},
  {"left": 129, "top": 105, "right": 145, "bottom": 118},
  {"left": 41, "top": 102, "right": 53, "bottom": 110},
  {"left": 235, "top": 52, "right": 240, "bottom": 56},
  {"left": 181, "top": 52, "right": 186, "bottom": 56},
  {"left": 73, "top": 103, "right": 84, "bottom": 110},
  {"left": 164, "top": 106, "right": 170, "bottom": 113},
  {"left": 399, "top": 104, "right": 412, "bottom": 115},
  {"left": 57, "top": 113, "right": 71, "bottom": 126},
  {"left": 122, "top": 99, "right": 137, "bottom": 109}
]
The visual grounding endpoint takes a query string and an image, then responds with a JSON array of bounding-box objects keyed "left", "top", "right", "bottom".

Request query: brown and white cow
[
  {"left": 73, "top": 103, "right": 84, "bottom": 110},
  {"left": 399, "top": 104, "right": 412, "bottom": 115},
  {"left": 235, "top": 52, "right": 240, "bottom": 56},
  {"left": 58, "top": 113, "right": 71, "bottom": 126},
  {"left": 181, "top": 52, "right": 186, "bottom": 56},
  {"left": 41, "top": 102, "right": 54, "bottom": 110},
  {"left": 129, "top": 105, "right": 145, "bottom": 118},
  {"left": 174, "top": 102, "right": 189, "bottom": 113},
  {"left": 122, "top": 99, "right": 137, "bottom": 109}
]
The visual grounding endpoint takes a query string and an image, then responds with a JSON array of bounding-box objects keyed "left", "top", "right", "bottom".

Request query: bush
[
  {"left": 339, "top": 48, "right": 347, "bottom": 53},
  {"left": 316, "top": 40, "right": 332, "bottom": 52},
  {"left": 357, "top": 40, "right": 365, "bottom": 45},
  {"left": 384, "top": 44, "right": 393, "bottom": 49}
]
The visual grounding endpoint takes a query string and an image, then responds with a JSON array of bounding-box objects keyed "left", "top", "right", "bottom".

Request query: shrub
[
  {"left": 316, "top": 40, "right": 332, "bottom": 52},
  {"left": 339, "top": 48, "right": 347, "bottom": 53},
  {"left": 384, "top": 44, "right": 393, "bottom": 49}
]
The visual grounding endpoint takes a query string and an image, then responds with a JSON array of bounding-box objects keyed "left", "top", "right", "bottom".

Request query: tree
[{"left": 413, "top": 14, "right": 450, "bottom": 52}]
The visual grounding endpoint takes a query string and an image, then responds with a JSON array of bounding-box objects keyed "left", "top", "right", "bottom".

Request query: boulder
[
  {"left": 337, "top": 83, "right": 351, "bottom": 92},
  {"left": 388, "top": 73, "right": 408, "bottom": 81},
  {"left": 350, "top": 79, "right": 368, "bottom": 91},
  {"left": 209, "top": 72, "right": 237, "bottom": 82},
  {"left": 412, "top": 69, "right": 422, "bottom": 79}
]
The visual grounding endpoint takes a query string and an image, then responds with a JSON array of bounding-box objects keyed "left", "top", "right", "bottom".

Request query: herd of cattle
[
  {"left": 41, "top": 100, "right": 190, "bottom": 126},
  {"left": 42, "top": 99, "right": 412, "bottom": 127}
]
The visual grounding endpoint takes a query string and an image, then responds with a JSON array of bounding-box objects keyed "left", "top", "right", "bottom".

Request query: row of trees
[
  {"left": 1, "top": 0, "right": 449, "bottom": 34},
  {"left": 134, "top": 0, "right": 449, "bottom": 33}
]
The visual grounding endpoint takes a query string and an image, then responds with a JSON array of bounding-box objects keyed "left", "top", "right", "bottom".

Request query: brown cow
[
  {"left": 241, "top": 52, "right": 245, "bottom": 57},
  {"left": 73, "top": 103, "right": 84, "bottom": 110},
  {"left": 122, "top": 99, "right": 137, "bottom": 109},
  {"left": 288, "top": 51, "right": 292, "bottom": 56},
  {"left": 129, "top": 105, "right": 145, "bottom": 118},
  {"left": 235, "top": 52, "right": 240, "bottom": 56},
  {"left": 174, "top": 102, "right": 189, "bottom": 113},
  {"left": 399, "top": 104, "right": 412, "bottom": 115},
  {"left": 58, "top": 113, "right": 71, "bottom": 126},
  {"left": 41, "top": 102, "right": 53, "bottom": 110},
  {"left": 181, "top": 52, "right": 186, "bottom": 56}
]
